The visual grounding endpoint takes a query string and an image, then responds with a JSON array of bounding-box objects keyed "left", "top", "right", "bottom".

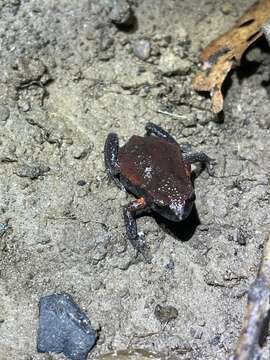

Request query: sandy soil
[{"left": 0, "top": 0, "right": 270, "bottom": 359}]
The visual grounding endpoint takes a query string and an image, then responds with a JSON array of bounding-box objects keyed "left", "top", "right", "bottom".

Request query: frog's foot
[
  {"left": 104, "top": 132, "right": 123, "bottom": 189},
  {"left": 183, "top": 152, "right": 215, "bottom": 176},
  {"left": 145, "top": 122, "right": 177, "bottom": 145},
  {"left": 123, "top": 197, "right": 151, "bottom": 263}
]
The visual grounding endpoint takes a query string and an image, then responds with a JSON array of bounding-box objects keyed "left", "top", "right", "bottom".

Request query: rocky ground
[{"left": 0, "top": 0, "right": 270, "bottom": 359}]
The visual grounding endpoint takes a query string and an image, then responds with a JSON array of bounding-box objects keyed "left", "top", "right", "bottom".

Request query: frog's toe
[{"left": 135, "top": 233, "right": 152, "bottom": 263}]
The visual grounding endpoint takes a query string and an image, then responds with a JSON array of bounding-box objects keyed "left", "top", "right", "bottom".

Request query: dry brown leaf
[{"left": 193, "top": 0, "right": 270, "bottom": 113}]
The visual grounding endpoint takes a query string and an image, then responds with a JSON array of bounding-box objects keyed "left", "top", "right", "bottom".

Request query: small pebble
[
  {"left": 235, "top": 228, "right": 247, "bottom": 246},
  {"left": 184, "top": 113, "right": 197, "bottom": 127},
  {"left": 0, "top": 105, "right": 10, "bottom": 122},
  {"left": 246, "top": 47, "right": 263, "bottom": 63},
  {"left": 133, "top": 39, "right": 151, "bottom": 61},
  {"left": 77, "top": 180, "right": 87, "bottom": 186},
  {"left": 137, "top": 65, "right": 146, "bottom": 75},
  {"left": 210, "top": 334, "right": 221, "bottom": 346},
  {"left": 17, "top": 163, "right": 50, "bottom": 179},
  {"left": 154, "top": 304, "right": 178, "bottom": 323},
  {"left": 221, "top": 3, "right": 233, "bottom": 15},
  {"left": 158, "top": 50, "right": 190, "bottom": 76},
  {"left": 16, "top": 58, "right": 47, "bottom": 84},
  {"left": 258, "top": 115, "right": 270, "bottom": 129},
  {"left": 256, "top": 104, "right": 270, "bottom": 128},
  {"left": 73, "top": 146, "right": 92, "bottom": 160},
  {"left": 197, "top": 320, "right": 206, "bottom": 327},
  {"left": 109, "top": 0, "right": 132, "bottom": 26},
  {"left": 165, "top": 259, "right": 175, "bottom": 270},
  {"left": 17, "top": 99, "right": 30, "bottom": 112},
  {"left": 197, "top": 224, "right": 209, "bottom": 232},
  {"left": 143, "top": 84, "right": 150, "bottom": 93},
  {"left": 99, "top": 33, "right": 114, "bottom": 52}
]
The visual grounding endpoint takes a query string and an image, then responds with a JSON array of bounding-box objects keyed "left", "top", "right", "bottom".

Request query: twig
[
  {"left": 233, "top": 234, "right": 270, "bottom": 360},
  {"left": 156, "top": 109, "right": 186, "bottom": 120}
]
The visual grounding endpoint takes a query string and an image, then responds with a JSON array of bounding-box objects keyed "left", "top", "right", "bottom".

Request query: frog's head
[{"left": 153, "top": 191, "right": 195, "bottom": 222}]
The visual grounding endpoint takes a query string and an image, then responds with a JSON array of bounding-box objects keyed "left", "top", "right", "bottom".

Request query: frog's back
[{"left": 118, "top": 135, "right": 192, "bottom": 202}]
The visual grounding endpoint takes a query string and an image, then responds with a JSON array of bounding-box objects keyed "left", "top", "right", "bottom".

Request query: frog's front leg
[
  {"left": 145, "top": 122, "right": 178, "bottom": 145},
  {"left": 183, "top": 152, "right": 215, "bottom": 176},
  {"left": 104, "top": 133, "right": 123, "bottom": 189},
  {"left": 123, "top": 197, "right": 151, "bottom": 263}
]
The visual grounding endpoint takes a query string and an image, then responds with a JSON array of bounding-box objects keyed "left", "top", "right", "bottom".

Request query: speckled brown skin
[
  {"left": 104, "top": 123, "right": 212, "bottom": 262},
  {"left": 119, "top": 135, "right": 193, "bottom": 206}
]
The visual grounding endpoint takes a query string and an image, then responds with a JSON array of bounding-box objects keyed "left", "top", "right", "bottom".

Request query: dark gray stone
[{"left": 37, "top": 293, "right": 97, "bottom": 360}]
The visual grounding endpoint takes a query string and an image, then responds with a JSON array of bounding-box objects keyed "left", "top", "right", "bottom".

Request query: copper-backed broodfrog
[{"left": 104, "top": 123, "right": 213, "bottom": 262}]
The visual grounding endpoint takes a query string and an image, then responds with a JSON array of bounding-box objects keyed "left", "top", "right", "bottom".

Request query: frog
[{"left": 104, "top": 122, "right": 214, "bottom": 262}]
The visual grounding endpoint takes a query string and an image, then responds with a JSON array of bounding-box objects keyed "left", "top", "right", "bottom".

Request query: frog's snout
[
  {"left": 169, "top": 200, "right": 186, "bottom": 221},
  {"left": 173, "top": 192, "right": 195, "bottom": 221}
]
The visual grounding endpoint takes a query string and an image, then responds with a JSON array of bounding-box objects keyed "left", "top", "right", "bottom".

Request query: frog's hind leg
[
  {"left": 123, "top": 197, "right": 152, "bottom": 263},
  {"left": 183, "top": 152, "right": 215, "bottom": 176},
  {"left": 104, "top": 133, "right": 122, "bottom": 188},
  {"left": 145, "top": 122, "right": 178, "bottom": 145}
]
